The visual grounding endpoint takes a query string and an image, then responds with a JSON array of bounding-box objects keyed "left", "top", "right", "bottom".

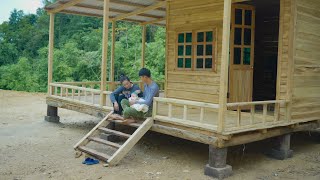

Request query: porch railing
[
  {"left": 152, "top": 97, "right": 219, "bottom": 131},
  {"left": 49, "top": 82, "right": 113, "bottom": 110},
  {"left": 225, "top": 100, "right": 288, "bottom": 132}
]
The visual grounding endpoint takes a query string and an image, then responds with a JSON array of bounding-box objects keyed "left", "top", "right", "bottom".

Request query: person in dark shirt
[
  {"left": 109, "top": 75, "right": 141, "bottom": 115},
  {"left": 120, "top": 68, "right": 159, "bottom": 124}
]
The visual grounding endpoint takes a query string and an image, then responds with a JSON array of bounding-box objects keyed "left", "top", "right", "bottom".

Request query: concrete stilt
[
  {"left": 44, "top": 105, "right": 60, "bottom": 123},
  {"left": 266, "top": 134, "right": 293, "bottom": 160},
  {"left": 204, "top": 145, "right": 232, "bottom": 179}
]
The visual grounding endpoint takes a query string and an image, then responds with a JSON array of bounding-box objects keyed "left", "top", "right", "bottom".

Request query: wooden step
[
  {"left": 88, "top": 137, "right": 121, "bottom": 149},
  {"left": 77, "top": 146, "right": 110, "bottom": 162},
  {"left": 107, "top": 118, "right": 154, "bottom": 165},
  {"left": 98, "top": 127, "right": 131, "bottom": 139},
  {"left": 111, "top": 120, "right": 141, "bottom": 128}
]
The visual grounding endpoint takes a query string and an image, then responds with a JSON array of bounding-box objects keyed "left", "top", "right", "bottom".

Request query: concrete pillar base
[
  {"left": 204, "top": 146, "right": 232, "bottom": 179},
  {"left": 44, "top": 105, "right": 60, "bottom": 123},
  {"left": 266, "top": 134, "right": 293, "bottom": 160},
  {"left": 204, "top": 164, "right": 232, "bottom": 179}
]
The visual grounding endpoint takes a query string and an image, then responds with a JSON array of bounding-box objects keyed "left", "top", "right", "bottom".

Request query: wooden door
[{"left": 229, "top": 4, "right": 255, "bottom": 103}]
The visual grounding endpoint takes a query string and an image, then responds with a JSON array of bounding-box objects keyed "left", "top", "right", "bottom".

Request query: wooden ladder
[{"left": 74, "top": 112, "right": 154, "bottom": 166}]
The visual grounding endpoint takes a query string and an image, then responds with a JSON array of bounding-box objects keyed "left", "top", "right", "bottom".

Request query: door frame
[{"left": 228, "top": 3, "right": 256, "bottom": 103}]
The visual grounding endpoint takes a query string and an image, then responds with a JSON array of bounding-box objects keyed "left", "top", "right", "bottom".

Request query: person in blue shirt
[{"left": 109, "top": 68, "right": 159, "bottom": 124}]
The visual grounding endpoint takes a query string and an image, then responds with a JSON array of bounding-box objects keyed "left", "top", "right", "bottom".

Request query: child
[{"left": 128, "top": 93, "right": 149, "bottom": 113}]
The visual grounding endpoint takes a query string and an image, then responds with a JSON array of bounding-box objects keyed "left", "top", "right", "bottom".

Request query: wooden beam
[
  {"left": 108, "top": 0, "right": 166, "bottom": 11},
  {"left": 60, "top": 9, "right": 102, "bottom": 18},
  {"left": 141, "top": 25, "right": 146, "bottom": 68},
  {"left": 73, "top": 4, "right": 164, "bottom": 19},
  {"left": 140, "top": 17, "right": 165, "bottom": 25},
  {"left": 100, "top": 0, "right": 110, "bottom": 106},
  {"left": 47, "top": 13, "right": 55, "bottom": 95},
  {"left": 47, "top": 0, "right": 85, "bottom": 13},
  {"left": 218, "top": 0, "right": 232, "bottom": 132},
  {"left": 111, "top": 1, "right": 166, "bottom": 22},
  {"left": 110, "top": 21, "right": 116, "bottom": 90}
]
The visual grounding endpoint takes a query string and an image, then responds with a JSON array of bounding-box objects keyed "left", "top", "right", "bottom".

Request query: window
[
  {"left": 176, "top": 29, "right": 216, "bottom": 71},
  {"left": 177, "top": 32, "right": 192, "bottom": 69},
  {"left": 195, "top": 31, "right": 214, "bottom": 70}
]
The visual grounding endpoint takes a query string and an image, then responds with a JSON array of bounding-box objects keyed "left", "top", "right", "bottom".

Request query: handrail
[
  {"left": 50, "top": 83, "right": 101, "bottom": 93},
  {"left": 153, "top": 97, "right": 219, "bottom": 131},
  {"left": 227, "top": 100, "right": 287, "bottom": 107},
  {"left": 154, "top": 97, "right": 219, "bottom": 109}
]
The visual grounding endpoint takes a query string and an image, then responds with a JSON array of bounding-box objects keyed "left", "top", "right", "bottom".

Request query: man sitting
[{"left": 110, "top": 68, "right": 159, "bottom": 124}]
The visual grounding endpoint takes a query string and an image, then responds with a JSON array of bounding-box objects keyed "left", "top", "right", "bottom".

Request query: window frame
[
  {"left": 176, "top": 32, "right": 193, "bottom": 70},
  {"left": 175, "top": 28, "right": 218, "bottom": 72}
]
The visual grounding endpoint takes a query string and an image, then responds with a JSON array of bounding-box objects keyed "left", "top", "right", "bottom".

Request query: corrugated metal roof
[{"left": 45, "top": 0, "right": 166, "bottom": 26}]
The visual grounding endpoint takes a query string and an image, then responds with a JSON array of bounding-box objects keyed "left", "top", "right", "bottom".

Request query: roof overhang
[{"left": 45, "top": 0, "right": 166, "bottom": 26}]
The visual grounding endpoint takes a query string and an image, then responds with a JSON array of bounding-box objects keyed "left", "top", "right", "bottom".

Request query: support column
[
  {"left": 45, "top": 13, "right": 59, "bottom": 123},
  {"left": 110, "top": 20, "right": 116, "bottom": 91},
  {"left": 266, "top": 134, "right": 293, "bottom": 160},
  {"left": 218, "top": 0, "right": 232, "bottom": 132},
  {"left": 205, "top": 145, "right": 232, "bottom": 179},
  {"left": 141, "top": 25, "right": 146, "bottom": 68},
  {"left": 47, "top": 13, "right": 55, "bottom": 95},
  {"left": 45, "top": 105, "right": 60, "bottom": 123},
  {"left": 100, "top": 0, "right": 110, "bottom": 106}
]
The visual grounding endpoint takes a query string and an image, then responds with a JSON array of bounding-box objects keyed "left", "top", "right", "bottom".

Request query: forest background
[{"left": 0, "top": 0, "right": 165, "bottom": 92}]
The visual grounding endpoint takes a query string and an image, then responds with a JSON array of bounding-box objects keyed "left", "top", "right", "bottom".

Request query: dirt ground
[{"left": 0, "top": 90, "right": 319, "bottom": 180}]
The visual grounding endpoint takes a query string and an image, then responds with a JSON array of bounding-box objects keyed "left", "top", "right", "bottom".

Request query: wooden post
[
  {"left": 100, "top": 0, "right": 110, "bottom": 106},
  {"left": 285, "top": 0, "right": 297, "bottom": 122},
  {"left": 164, "top": 2, "right": 169, "bottom": 98},
  {"left": 110, "top": 20, "right": 116, "bottom": 91},
  {"left": 218, "top": 0, "right": 232, "bottom": 132},
  {"left": 47, "top": 13, "right": 55, "bottom": 95},
  {"left": 141, "top": 25, "right": 146, "bottom": 68}
]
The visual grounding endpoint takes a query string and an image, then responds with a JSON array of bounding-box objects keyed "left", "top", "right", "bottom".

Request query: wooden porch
[{"left": 46, "top": 81, "right": 319, "bottom": 148}]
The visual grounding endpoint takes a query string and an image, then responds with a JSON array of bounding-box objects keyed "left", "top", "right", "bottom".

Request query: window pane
[
  {"left": 235, "top": 9, "right": 242, "bottom": 25},
  {"left": 185, "top": 58, "right": 192, "bottom": 68},
  {"left": 234, "top": 48, "right": 241, "bottom": 64},
  {"left": 197, "top": 58, "right": 203, "bottom": 68},
  {"left": 205, "top": 58, "right": 213, "bottom": 68},
  {"left": 178, "top": 45, "right": 184, "bottom": 56},
  {"left": 197, "top": 45, "right": 204, "bottom": 56},
  {"left": 245, "top": 10, "right": 252, "bottom": 25},
  {"left": 178, "top": 33, "right": 184, "bottom": 43},
  {"left": 234, "top": 28, "right": 242, "bottom": 45},
  {"left": 206, "top": 45, "right": 213, "bottom": 55},
  {"left": 206, "top": 31, "right": 213, "bottom": 42},
  {"left": 186, "top": 33, "right": 192, "bottom": 43},
  {"left": 244, "top": 28, "right": 251, "bottom": 45},
  {"left": 178, "top": 58, "right": 184, "bottom": 68},
  {"left": 243, "top": 48, "right": 251, "bottom": 65},
  {"left": 197, "top": 32, "right": 204, "bottom": 42},
  {"left": 186, "top": 45, "right": 192, "bottom": 56}
]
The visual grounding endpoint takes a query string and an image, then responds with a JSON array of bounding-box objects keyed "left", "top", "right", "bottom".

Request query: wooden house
[{"left": 44, "top": 0, "right": 320, "bottom": 178}]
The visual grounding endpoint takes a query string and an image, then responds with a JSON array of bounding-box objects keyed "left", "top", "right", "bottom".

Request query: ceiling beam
[
  {"left": 140, "top": 17, "right": 165, "bottom": 26},
  {"left": 111, "top": 1, "right": 166, "bottom": 21},
  {"left": 107, "top": 0, "right": 166, "bottom": 11},
  {"left": 73, "top": 3, "right": 163, "bottom": 19},
  {"left": 47, "top": 0, "right": 85, "bottom": 13}
]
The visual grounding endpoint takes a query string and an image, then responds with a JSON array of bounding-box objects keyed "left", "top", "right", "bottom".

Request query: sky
[{"left": 0, "top": 0, "right": 44, "bottom": 23}]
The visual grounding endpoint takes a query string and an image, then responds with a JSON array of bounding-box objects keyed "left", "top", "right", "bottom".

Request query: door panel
[{"left": 229, "top": 4, "right": 255, "bottom": 104}]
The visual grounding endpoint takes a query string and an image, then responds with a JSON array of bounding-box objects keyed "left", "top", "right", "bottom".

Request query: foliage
[{"left": 0, "top": 6, "right": 165, "bottom": 92}]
